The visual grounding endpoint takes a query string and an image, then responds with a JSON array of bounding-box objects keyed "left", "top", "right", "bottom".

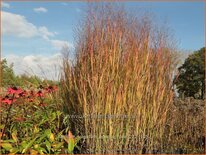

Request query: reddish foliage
[
  {"left": 1, "top": 85, "right": 58, "bottom": 106},
  {"left": 36, "top": 90, "right": 44, "bottom": 97},
  {"left": 7, "top": 87, "right": 23, "bottom": 95},
  {"left": 45, "top": 85, "right": 58, "bottom": 93},
  {"left": 18, "top": 90, "right": 27, "bottom": 97},
  {"left": 15, "top": 117, "right": 26, "bottom": 122},
  {"left": 1, "top": 95, "right": 16, "bottom": 105}
]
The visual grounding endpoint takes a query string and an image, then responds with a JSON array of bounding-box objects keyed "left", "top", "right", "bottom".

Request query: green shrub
[{"left": 0, "top": 85, "right": 79, "bottom": 154}]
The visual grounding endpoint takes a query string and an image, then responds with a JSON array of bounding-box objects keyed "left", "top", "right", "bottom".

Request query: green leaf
[
  {"left": 1, "top": 143, "right": 13, "bottom": 151},
  {"left": 44, "top": 129, "right": 55, "bottom": 142},
  {"left": 22, "top": 136, "right": 38, "bottom": 153},
  {"left": 51, "top": 112, "right": 56, "bottom": 121},
  {"left": 20, "top": 141, "right": 27, "bottom": 148},
  {"left": 9, "top": 148, "right": 19, "bottom": 154},
  {"left": 67, "top": 131, "right": 75, "bottom": 154},
  {"left": 36, "top": 147, "right": 47, "bottom": 154},
  {"left": 75, "top": 136, "right": 81, "bottom": 145},
  {"left": 56, "top": 111, "right": 62, "bottom": 117},
  {"left": 45, "top": 140, "right": 51, "bottom": 152},
  {"left": 1, "top": 139, "right": 15, "bottom": 143},
  {"left": 45, "top": 129, "right": 51, "bottom": 137},
  {"left": 56, "top": 130, "right": 64, "bottom": 139},
  {"left": 68, "top": 138, "right": 75, "bottom": 154},
  {"left": 52, "top": 142, "right": 64, "bottom": 150},
  {"left": 35, "top": 133, "right": 47, "bottom": 144},
  {"left": 33, "top": 125, "right": 39, "bottom": 134}
]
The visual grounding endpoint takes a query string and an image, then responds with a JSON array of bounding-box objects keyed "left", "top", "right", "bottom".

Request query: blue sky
[{"left": 1, "top": 1, "right": 205, "bottom": 79}]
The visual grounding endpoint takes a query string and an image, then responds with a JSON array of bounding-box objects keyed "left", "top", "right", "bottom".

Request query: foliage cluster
[
  {"left": 174, "top": 47, "right": 205, "bottom": 99},
  {"left": 1, "top": 59, "right": 56, "bottom": 88},
  {"left": 0, "top": 85, "right": 79, "bottom": 154}
]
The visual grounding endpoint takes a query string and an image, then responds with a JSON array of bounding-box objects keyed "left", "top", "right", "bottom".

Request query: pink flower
[
  {"left": 45, "top": 85, "right": 58, "bottom": 93},
  {"left": 7, "top": 87, "right": 23, "bottom": 95},
  {"left": 2, "top": 98, "right": 12, "bottom": 105},
  {"left": 36, "top": 90, "right": 44, "bottom": 97},
  {"left": 18, "top": 90, "right": 27, "bottom": 97},
  {"left": 1, "top": 96, "right": 16, "bottom": 105}
]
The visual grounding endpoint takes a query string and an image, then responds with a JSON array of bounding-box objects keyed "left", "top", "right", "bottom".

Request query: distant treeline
[{"left": 0, "top": 59, "right": 58, "bottom": 88}]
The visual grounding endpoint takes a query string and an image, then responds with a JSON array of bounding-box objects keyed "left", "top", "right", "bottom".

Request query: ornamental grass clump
[{"left": 61, "top": 4, "right": 178, "bottom": 153}]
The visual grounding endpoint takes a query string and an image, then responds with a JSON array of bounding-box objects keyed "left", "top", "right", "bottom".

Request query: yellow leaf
[
  {"left": 22, "top": 149, "right": 26, "bottom": 153},
  {"left": 34, "top": 126, "right": 39, "bottom": 134},
  {"left": 11, "top": 132, "right": 18, "bottom": 143},
  {"left": 34, "top": 144, "right": 39, "bottom": 149},
  {"left": 49, "top": 133, "right": 54, "bottom": 142},
  {"left": 30, "top": 149, "right": 38, "bottom": 155},
  {"left": 9, "top": 148, "right": 15, "bottom": 153}
]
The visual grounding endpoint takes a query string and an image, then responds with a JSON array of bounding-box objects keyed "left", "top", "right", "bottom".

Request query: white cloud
[
  {"left": 50, "top": 39, "right": 74, "bottom": 50},
  {"left": 2, "top": 11, "right": 39, "bottom": 38},
  {"left": 2, "top": 11, "right": 55, "bottom": 39},
  {"left": 33, "top": 7, "right": 48, "bottom": 13},
  {"left": 5, "top": 54, "right": 62, "bottom": 80},
  {"left": 38, "top": 26, "right": 55, "bottom": 40},
  {"left": 2, "top": 2, "right": 10, "bottom": 8},
  {"left": 2, "top": 11, "right": 74, "bottom": 53},
  {"left": 2, "top": 11, "right": 54, "bottom": 40}
]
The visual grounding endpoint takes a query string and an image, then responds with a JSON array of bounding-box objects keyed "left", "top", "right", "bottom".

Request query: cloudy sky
[{"left": 2, "top": 1, "right": 204, "bottom": 80}]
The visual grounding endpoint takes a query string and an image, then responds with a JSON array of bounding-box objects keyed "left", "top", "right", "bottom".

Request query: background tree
[
  {"left": 1, "top": 59, "right": 17, "bottom": 87},
  {"left": 1, "top": 59, "right": 58, "bottom": 87},
  {"left": 174, "top": 47, "right": 205, "bottom": 99}
]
